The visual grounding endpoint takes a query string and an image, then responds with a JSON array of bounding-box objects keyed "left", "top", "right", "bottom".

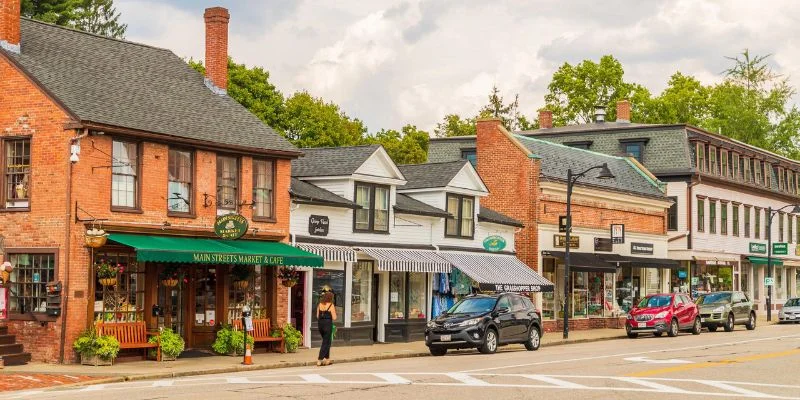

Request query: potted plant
[
  {"left": 0, "top": 261, "right": 13, "bottom": 285},
  {"left": 149, "top": 328, "right": 184, "bottom": 361},
  {"left": 231, "top": 265, "right": 251, "bottom": 290},
  {"left": 278, "top": 266, "right": 300, "bottom": 287},
  {"left": 211, "top": 325, "right": 254, "bottom": 356},
  {"left": 96, "top": 259, "right": 122, "bottom": 287},
  {"left": 159, "top": 265, "right": 180, "bottom": 287},
  {"left": 73, "top": 327, "right": 120, "bottom": 366},
  {"left": 85, "top": 227, "right": 108, "bottom": 248},
  {"left": 282, "top": 323, "right": 303, "bottom": 353}
]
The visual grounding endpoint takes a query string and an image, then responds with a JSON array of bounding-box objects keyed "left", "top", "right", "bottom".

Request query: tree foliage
[
  {"left": 22, "top": 0, "right": 127, "bottom": 38},
  {"left": 366, "top": 125, "right": 429, "bottom": 165},
  {"left": 434, "top": 114, "right": 475, "bottom": 137}
]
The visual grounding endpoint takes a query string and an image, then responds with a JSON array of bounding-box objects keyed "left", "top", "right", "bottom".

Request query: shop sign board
[
  {"left": 483, "top": 235, "right": 507, "bottom": 252},
  {"left": 631, "top": 242, "right": 654, "bottom": 255},
  {"left": 594, "top": 238, "right": 613, "bottom": 252},
  {"left": 772, "top": 243, "right": 788, "bottom": 255},
  {"left": 764, "top": 277, "right": 775, "bottom": 286},
  {"left": 214, "top": 214, "right": 249, "bottom": 240},
  {"left": 308, "top": 215, "right": 330, "bottom": 236},
  {"left": 554, "top": 235, "right": 579, "bottom": 249},
  {"left": 749, "top": 242, "right": 767, "bottom": 254},
  {"left": 479, "top": 283, "right": 554, "bottom": 293},
  {"left": 611, "top": 224, "right": 625, "bottom": 244}
]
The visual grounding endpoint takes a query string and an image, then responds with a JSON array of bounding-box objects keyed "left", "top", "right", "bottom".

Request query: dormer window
[
  {"left": 445, "top": 194, "right": 475, "bottom": 238},
  {"left": 460, "top": 148, "right": 477, "bottom": 167},
  {"left": 354, "top": 182, "right": 389, "bottom": 233},
  {"left": 619, "top": 138, "right": 648, "bottom": 163}
]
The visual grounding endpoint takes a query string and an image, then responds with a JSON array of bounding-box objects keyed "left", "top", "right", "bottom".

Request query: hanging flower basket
[
  {"left": 233, "top": 280, "right": 249, "bottom": 290},
  {"left": 281, "top": 279, "right": 298, "bottom": 288},
  {"left": 278, "top": 266, "right": 300, "bottom": 288},
  {"left": 161, "top": 278, "right": 179, "bottom": 287},
  {"left": 0, "top": 271, "right": 10, "bottom": 284},
  {"left": 99, "top": 277, "right": 117, "bottom": 287},
  {"left": 85, "top": 228, "right": 108, "bottom": 248}
]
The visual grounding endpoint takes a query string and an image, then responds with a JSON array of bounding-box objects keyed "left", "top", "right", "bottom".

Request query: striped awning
[
  {"left": 357, "top": 247, "right": 451, "bottom": 273},
  {"left": 296, "top": 243, "right": 357, "bottom": 263},
  {"left": 439, "top": 251, "right": 555, "bottom": 293}
]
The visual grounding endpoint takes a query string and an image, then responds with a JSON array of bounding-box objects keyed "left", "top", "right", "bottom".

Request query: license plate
[
  {"left": 789, "top": 315, "right": 796, "bottom": 319},
  {"left": 440, "top": 335, "right": 451, "bottom": 342},
  {"left": 637, "top": 322, "right": 646, "bottom": 328},
  {"left": 701, "top": 318, "right": 705, "bottom": 323}
]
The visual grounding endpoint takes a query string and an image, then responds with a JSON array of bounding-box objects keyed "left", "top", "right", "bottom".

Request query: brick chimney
[
  {"left": 616, "top": 99, "right": 631, "bottom": 123},
  {"left": 204, "top": 6, "right": 230, "bottom": 94},
  {"left": 538, "top": 109, "right": 553, "bottom": 129},
  {"left": 0, "top": 0, "right": 21, "bottom": 54}
]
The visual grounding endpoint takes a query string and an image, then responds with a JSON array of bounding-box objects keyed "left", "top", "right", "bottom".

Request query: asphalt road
[{"left": 5, "top": 323, "right": 800, "bottom": 400}]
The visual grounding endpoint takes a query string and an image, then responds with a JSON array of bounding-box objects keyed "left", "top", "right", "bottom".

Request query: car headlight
[
  {"left": 625, "top": 313, "right": 633, "bottom": 320},
  {"left": 427, "top": 320, "right": 437, "bottom": 329},
  {"left": 654, "top": 311, "right": 669, "bottom": 319},
  {"left": 457, "top": 318, "right": 482, "bottom": 328},
  {"left": 712, "top": 306, "right": 725, "bottom": 313}
]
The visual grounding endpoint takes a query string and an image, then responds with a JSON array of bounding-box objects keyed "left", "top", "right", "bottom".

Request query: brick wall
[{"left": 539, "top": 196, "right": 666, "bottom": 235}]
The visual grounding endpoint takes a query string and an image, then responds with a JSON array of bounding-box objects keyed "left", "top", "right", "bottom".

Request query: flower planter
[
  {"left": 233, "top": 280, "right": 249, "bottom": 290},
  {"left": 161, "top": 278, "right": 179, "bottom": 287},
  {"left": 281, "top": 279, "right": 297, "bottom": 288},
  {"left": 99, "top": 277, "right": 117, "bottom": 287},
  {"left": 80, "top": 354, "right": 113, "bottom": 366},
  {"left": 85, "top": 234, "right": 108, "bottom": 248},
  {"left": 0, "top": 271, "right": 9, "bottom": 284}
]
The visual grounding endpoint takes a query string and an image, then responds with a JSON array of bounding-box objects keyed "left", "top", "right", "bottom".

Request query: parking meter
[{"left": 242, "top": 305, "right": 253, "bottom": 365}]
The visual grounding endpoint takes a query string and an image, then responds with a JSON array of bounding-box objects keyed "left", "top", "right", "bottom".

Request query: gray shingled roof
[
  {"left": 291, "top": 145, "right": 381, "bottom": 177},
  {"left": 290, "top": 178, "right": 358, "bottom": 208},
  {"left": 398, "top": 160, "right": 469, "bottom": 190},
  {"left": 522, "top": 122, "right": 681, "bottom": 135},
  {"left": 5, "top": 19, "right": 297, "bottom": 154},
  {"left": 478, "top": 206, "right": 524, "bottom": 228},
  {"left": 514, "top": 135, "right": 665, "bottom": 198},
  {"left": 394, "top": 194, "right": 450, "bottom": 218}
]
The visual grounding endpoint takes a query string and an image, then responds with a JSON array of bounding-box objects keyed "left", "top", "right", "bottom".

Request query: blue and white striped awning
[
  {"left": 357, "top": 247, "right": 451, "bottom": 273},
  {"left": 438, "top": 251, "right": 555, "bottom": 293},
  {"left": 296, "top": 243, "right": 357, "bottom": 263}
]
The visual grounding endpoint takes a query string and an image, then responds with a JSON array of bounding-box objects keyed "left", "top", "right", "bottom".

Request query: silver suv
[{"left": 695, "top": 291, "right": 756, "bottom": 332}]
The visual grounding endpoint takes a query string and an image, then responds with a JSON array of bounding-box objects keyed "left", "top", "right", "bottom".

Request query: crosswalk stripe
[
  {"left": 151, "top": 380, "right": 175, "bottom": 387},
  {"left": 445, "top": 373, "right": 490, "bottom": 386},
  {"left": 699, "top": 380, "right": 774, "bottom": 398},
  {"left": 299, "top": 374, "right": 331, "bottom": 383},
  {"left": 373, "top": 373, "right": 412, "bottom": 384},
  {"left": 522, "top": 375, "right": 587, "bottom": 388},
  {"left": 226, "top": 377, "right": 252, "bottom": 384},
  {"left": 612, "top": 377, "right": 689, "bottom": 393}
]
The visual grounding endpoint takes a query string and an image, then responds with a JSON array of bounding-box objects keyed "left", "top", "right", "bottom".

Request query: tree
[
  {"left": 478, "top": 86, "right": 534, "bottom": 131},
  {"left": 369, "top": 125, "right": 429, "bottom": 165},
  {"left": 282, "top": 91, "right": 367, "bottom": 148},
  {"left": 434, "top": 114, "right": 475, "bottom": 137},
  {"left": 22, "top": 0, "right": 127, "bottom": 38},
  {"left": 641, "top": 72, "right": 711, "bottom": 126}
]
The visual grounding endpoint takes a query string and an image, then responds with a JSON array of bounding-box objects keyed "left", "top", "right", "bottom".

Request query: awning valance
[
  {"left": 746, "top": 256, "right": 783, "bottom": 267},
  {"left": 544, "top": 251, "right": 617, "bottom": 273},
  {"left": 296, "top": 243, "right": 357, "bottom": 263},
  {"left": 107, "top": 233, "right": 324, "bottom": 267},
  {"left": 598, "top": 254, "right": 679, "bottom": 269},
  {"left": 439, "top": 251, "right": 554, "bottom": 293},
  {"left": 357, "top": 247, "right": 451, "bottom": 273}
]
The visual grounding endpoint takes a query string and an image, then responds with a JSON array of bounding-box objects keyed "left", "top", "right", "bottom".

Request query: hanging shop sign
[
  {"left": 483, "top": 235, "right": 507, "bottom": 252},
  {"left": 611, "top": 224, "right": 625, "bottom": 244},
  {"left": 479, "top": 283, "right": 553, "bottom": 293},
  {"left": 749, "top": 242, "right": 767, "bottom": 254},
  {"left": 631, "top": 242, "right": 654, "bottom": 255},
  {"left": 772, "top": 243, "right": 788, "bottom": 255},
  {"left": 214, "top": 214, "right": 249, "bottom": 240},
  {"left": 558, "top": 216, "right": 569, "bottom": 233},
  {"left": 554, "top": 235, "right": 579, "bottom": 249},
  {"left": 308, "top": 215, "right": 330, "bottom": 236},
  {"left": 594, "top": 238, "right": 613, "bottom": 252}
]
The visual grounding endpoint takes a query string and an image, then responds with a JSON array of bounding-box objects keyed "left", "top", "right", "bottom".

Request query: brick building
[
  {"left": 429, "top": 119, "right": 673, "bottom": 332},
  {"left": 0, "top": 3, "right": 321, "bottom": 363}
]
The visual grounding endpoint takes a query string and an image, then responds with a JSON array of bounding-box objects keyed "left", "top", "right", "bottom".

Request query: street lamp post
[
  {"left": 765, "top": 204, "right": 800, "bottom": 322},
  {"left": 563, "top": 163, "right": 615, "bottom": 340}
]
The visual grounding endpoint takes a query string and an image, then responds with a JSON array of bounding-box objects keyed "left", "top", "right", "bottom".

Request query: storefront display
[
  {"left": 312, "top": 269, "right": 344, "bottom": 323},
  {"left": 692, "top": 262, "right": 734, "bottom": 296},
  {"left": 351, "top": 261, "right": 372, "bottom": 322}
]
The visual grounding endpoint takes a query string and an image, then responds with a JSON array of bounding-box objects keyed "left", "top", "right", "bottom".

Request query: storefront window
[
  {"left": 795, "top": 269, "right": 800, "bottom": 297},
  {"left": 670, "top": 267, "right": 689, "bottom": 294},
  {"left": 645, "top": 268, "right": 661, "bottom": 296},
  {"left": 541, "top": 259, "right": 556, "bottom": 320},
  {"left": 388, "top": 272, "right": 427, "bottom": 321},
  {"left": 616, "top": 267, "right": 635, "bottom": 313},
  {"left": 692, "top": 263, "right": 733, "bottom": 296},
  {"left": 351, "top": 261, "right": 372, "bottom": 322},
  {"left": 408, "top": 272, "right": 426, "bottom": 319},
  {"left": 742, "top": 266, "right": 750, "bottom": 296},
  {"left": 194, "top": 267, "right": 217, "bottom": 327},
  {"left": 227, "top": 265, "right": 268, "bottom": 322},
  {"left": 572, "top": 271, "right": 588, "bottom": 317},
  {"left": 587, "top": 272, "right": 604, "bottom": 317},
  {"left": 754, "top": 267, "right": 760, "bottom": 299},
  {"left": 776, "top": 268, "right": 785, "bottom": 299},
  {"left": 312, "top": 269, "right": 344, "bottom": 324},
  {"left": 389, "top": 272, "right": 406, "bottom": 320},
  {"left": 93, "top": 252, "right": 143, "bottom": 322},
  {"left": 8, "top": 253, "right": 55, "bottom": 314}
]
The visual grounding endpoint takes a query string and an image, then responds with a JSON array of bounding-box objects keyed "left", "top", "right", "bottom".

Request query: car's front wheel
[
  {"left": 524, "top": 326, "right": 541, "bottom": 351},
  {"left": 667, "top": 318, "right": 679, "bottom": 337},
  {"left": 724, "top": 313, "right": 735, "bottom": 332},
  {"left": 479, "top": 328, "right": 498, "bottom": 354},
  {"left": 746, "top": 312, "right": 756, "bottom": 330},
  {"left": 625, "top": 325, "right": 638, "bottom": 339},
  {"left": 692, "top": 317, "right": 702, "bottom": 335}
]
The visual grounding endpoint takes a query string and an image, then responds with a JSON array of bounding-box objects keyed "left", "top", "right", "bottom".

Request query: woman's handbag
[{"left": 331, "top": 324, "right": 337, "bottom": 340}]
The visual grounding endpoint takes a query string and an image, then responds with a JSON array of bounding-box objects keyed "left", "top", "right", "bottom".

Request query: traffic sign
[{"left": 764, "top": 277, "right": 775, "bottom": 286}]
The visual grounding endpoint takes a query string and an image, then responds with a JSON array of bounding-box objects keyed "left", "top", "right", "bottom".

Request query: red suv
[{"left": 625, "top": 293, "right": 701, "bottom": 338}]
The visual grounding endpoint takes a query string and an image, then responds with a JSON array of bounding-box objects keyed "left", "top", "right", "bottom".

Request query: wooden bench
[
  {"left": 232, "top": 318, "right": 285, "bottom": 353},
  {"left": 96, "top": 321, "right": 159, "bottom": 360}
]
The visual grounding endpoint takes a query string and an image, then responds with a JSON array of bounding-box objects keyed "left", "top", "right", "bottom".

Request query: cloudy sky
[{"left": 117, "top": 0, "right": 800, "bottom": 133}]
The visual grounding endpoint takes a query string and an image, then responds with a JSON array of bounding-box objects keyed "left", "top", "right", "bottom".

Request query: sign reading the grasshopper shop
[
  {"left": 214, "top": 214, "right": 249, "bottom": 240},
  {"left": 749, "top": 242, "right": 767, "bottom": 254},
  {"left": 483, "top": 235, "right": 507, "bottom": 252},
  {"left": 772, "top": 242, "right": 788, "bottom": 255},
  {"left": 479, "top": 283, "right": 553, "bottom": 293}
]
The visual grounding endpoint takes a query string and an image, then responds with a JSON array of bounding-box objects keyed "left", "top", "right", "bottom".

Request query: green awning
[
  {"left": 107, "top": 233, "right": 324, "bottom": 267},
  {"left": 746, "top": 256, "right": 783, "bottom": 266}
]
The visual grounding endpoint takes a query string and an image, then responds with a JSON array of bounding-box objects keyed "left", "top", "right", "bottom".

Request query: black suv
[{"left": 425, "top": 293, "right": 542, "bottom": 356}]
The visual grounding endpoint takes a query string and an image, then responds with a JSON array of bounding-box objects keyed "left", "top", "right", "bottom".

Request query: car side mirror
[{"left": 493, "top": 307, "right": 509, "bottom": 317}]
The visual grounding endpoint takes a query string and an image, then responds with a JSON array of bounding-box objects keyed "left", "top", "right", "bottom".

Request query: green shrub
[
  {"left": 212, "top": 325, "right": 254, "bottom": 355},
  {"left": 72, "top": 327, "right": 120, "bottom": 361},
  {"left": 282, "top": 323, "right": 303, "bottom": 353},
  {"left": 149, "top": 328, "right": 185, "bottom": 359}
]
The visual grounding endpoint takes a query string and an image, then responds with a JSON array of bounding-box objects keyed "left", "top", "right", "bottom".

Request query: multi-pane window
[
  {"left": 252, "top": 159, "right": 274, "bottom": 219},
  {"left": 744, "top": 206, "right": 751, "bottom": 238},
  {"left": 709, "top": 201, "right": 717, "bottom": 234},
  {"left": 696, "top": 143, "right": 706, "bottom": 172},
  {"left": 111, "top": 140, "right": 138, "bottom": 209},
  {"left": 732, "top": 153, "right": 740, "bottom": 180},
  {"left": 755, "top": 208, "right": 761, "bottom": 239},
  {"left": 93, "top": 252, "right": 144, "bottom": 322},
  {"left": 667, "top": 196, "right": 678, "bottom": 231},
  {"left": 732, "top": 204, "right": 739, "bottom": 236},
  {"left": 445, "top": 194, "right": 475, "bottom": 238},
  {"left": 779, "top": 212, "right": 785, "bottom": 242},
  {"left": 744, "top": 157, "right": 752, "bottom": 182},
  {"left": 789, "top": 215, "right": 794, "bottom": 243},
  {"left": 697, "top": 198, "right": 705, "bottom": 232},
  {"left": 709, "top": 146, "right": 717, "bottom": 174},
  {"left": 354, "top": 182, "right": 389, "bottom": 232},
  {"left": 720, "top": 150, "right": 728, "bottom": 178},
  {"left": 754, "top": 160, "right": 762, "bottom": 186},
  {"left": 216, "top": 156, "right": 238, "bottom": 214},
  {"left": 168, "top": 149, "right": 192, "bottom": 214},
  {"left": 720, "top": 203, "right": 728, "bottom": 235},
  {"left": 4, "top": 138, "right": 31, "bottom": 209},
  {"left": 7, "top": 253, "right": 55, "bottom": 314},
  {"left": 461, "top": 149, "right": 477, "bottom": 167},
  {"left": 624, "top": 143, "right": 644, "bottom": 163}
]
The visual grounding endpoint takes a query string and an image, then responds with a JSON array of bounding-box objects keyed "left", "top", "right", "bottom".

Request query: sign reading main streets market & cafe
[{"left": 214, "top": 213, "right": 249, "bottom": 240}]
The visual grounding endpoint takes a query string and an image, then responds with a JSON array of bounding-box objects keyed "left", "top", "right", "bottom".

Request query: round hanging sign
[
  {"left": 483, "top": 235, "right": 507, "bottom": 252},
  {"left": 214, "top": 214, "right": 249, "bottom": 240}
]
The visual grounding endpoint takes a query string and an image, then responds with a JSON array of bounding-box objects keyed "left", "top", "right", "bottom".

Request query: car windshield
[
  {"left": 785, "top": 298, "right": 800, "bottom": 307},
  {"left": 698, "top": 292, "right": 731, "bottom": 305},
  {"left": 638, "top": 295, "right": 672, "bottom": 308},
  {"left": 447, "top": 298, "right": 497, "bottom": 314}
]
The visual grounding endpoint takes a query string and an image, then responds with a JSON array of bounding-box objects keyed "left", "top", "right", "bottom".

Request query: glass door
[{"left": 189, "top": 266, "right": 218, "bottom": 348}]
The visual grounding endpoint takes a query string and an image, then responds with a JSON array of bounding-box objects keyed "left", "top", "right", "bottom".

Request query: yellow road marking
[{"left": 626, "top": 348, "right": 800, "bottom": 377}]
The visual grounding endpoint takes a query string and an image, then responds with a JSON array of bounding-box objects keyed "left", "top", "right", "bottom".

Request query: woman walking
[{"left": 316, "top": 289, "right": 337, "bottom": 366}]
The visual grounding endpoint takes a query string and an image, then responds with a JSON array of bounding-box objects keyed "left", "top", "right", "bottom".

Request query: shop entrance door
[
  {"left": 157, "top": 270, "right": 185, "bottom": 337},
  {"left": 188, "top": 266, "right": 219, "bottom": 348},
  {"left": 371, "top": 274, "right": 380, "bottom": 341},
  {"left": 290, "top": 271, "right": 305, "bottom": 333}
]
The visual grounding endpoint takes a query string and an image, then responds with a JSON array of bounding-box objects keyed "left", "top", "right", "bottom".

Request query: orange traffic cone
[{"left": 242, "top": 343, "right": 253, "bottom": 365}]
